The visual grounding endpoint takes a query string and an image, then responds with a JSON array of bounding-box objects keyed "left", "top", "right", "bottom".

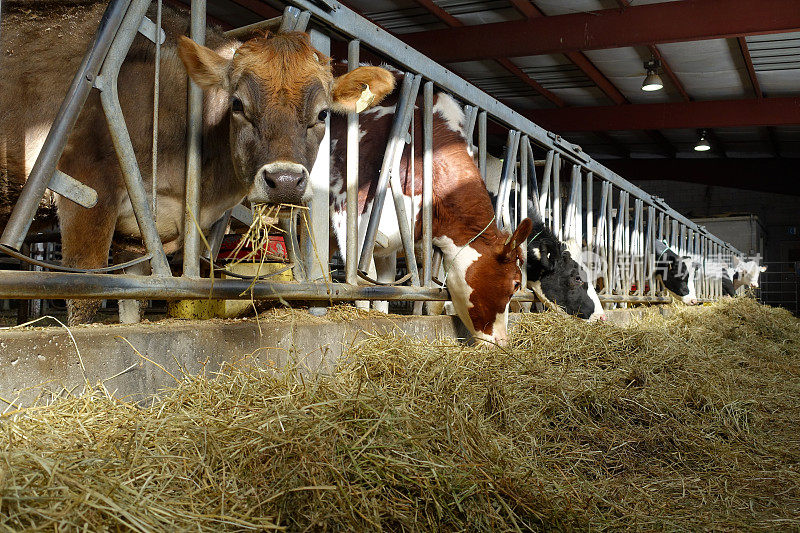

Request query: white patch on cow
[
  {"left": 531, "top": 247, "right": 542, "bottom": 261},
  {"left": 362, "top": 104, "right": 395, "bottom": 120},
  {"left": 433, "top": 235, "right": 484, "bottom": 339},
  {"left": 433, "top": 94, "right": 465, "bottom": 136},
  {"left": 681, "top": 257, "right": 698, "bottom": 304},
  {"left": 565, "top": 240, "right": 606, "bottom": 320},
  {"left": 483, "top": 154, "right": 504, "bottom": 194}
]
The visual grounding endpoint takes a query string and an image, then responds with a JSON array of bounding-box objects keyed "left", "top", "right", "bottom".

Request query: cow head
[
  {"left": 178, "top": 32, "right": 395, "bottom": 205},
  {"left": 657, "top": 254, "right": 698, "bottom": 305},
  {"left": 733, "top": 256, "right": 767, "bottom": 288},
  {"left": 439, "top": 218, "right": 533, "bottom": 346},
  {"left": 537, "top": 248, "right": 595, "bottom": 319}
]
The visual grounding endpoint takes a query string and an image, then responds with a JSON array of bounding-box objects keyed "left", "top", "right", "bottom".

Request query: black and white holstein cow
[
  {"left": 654, "top": 240, "right": 698, "bottom": 304},
  {"left": 722, "top": 256, "right": 767, "bottom": 296},
  {"left": 483, "top": 156, "right": 606, "bottom": 320},
  {"left": 329, "top": 71, "right": 532, "bottom": 346}
]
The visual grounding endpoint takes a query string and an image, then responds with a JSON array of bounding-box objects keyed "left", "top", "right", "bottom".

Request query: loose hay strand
[{"left": 1, "top": 297, "right": 799, "bottom": 531}]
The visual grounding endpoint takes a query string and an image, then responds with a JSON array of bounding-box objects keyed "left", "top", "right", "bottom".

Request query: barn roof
[{"left": 174, "top": 0, "right": 800, "bottom": 193}]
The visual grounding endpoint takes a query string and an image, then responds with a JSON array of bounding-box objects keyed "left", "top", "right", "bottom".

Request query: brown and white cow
[
  {"left": 329, "top": 69, "right": 532, "bottom": 346},
  {"left": 0, "top": 4, "right": 394, "bottom": 324}
]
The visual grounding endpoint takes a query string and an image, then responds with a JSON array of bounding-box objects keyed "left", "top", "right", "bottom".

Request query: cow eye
[
  {"left": 231, "top": 97, "right": 244, "bottom": 114},
  {"left": 574, "top": 276, "right": 583, "bottom": 284},
  {"left": 317, "top": 109, "right": 329, "bottom": 122},
  {"left": 513, "top": 280, "right": 521, "bottom": 292}
]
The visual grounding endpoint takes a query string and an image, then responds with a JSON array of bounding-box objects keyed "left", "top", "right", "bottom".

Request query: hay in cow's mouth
[{"left": 2, "top": 297, "right": 799, "bottom": 531}]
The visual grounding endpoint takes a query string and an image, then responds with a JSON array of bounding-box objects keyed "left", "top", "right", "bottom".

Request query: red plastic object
[{"left": 217, "top": 234, "right": 288, "bottom": 261}]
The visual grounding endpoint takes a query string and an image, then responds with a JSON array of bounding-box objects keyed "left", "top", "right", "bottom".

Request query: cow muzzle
[{"left": 249, "top": 161, "right": 309, "bottom": 205}]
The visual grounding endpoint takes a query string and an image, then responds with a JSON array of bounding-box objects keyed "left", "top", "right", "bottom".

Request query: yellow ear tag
[{"left": 355, "top": 84, "right": 375, "bottom": 113}]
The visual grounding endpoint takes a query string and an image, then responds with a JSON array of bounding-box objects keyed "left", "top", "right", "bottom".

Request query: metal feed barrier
[{"left": 0, "top": 0, "right": 746, "bottom": 314}]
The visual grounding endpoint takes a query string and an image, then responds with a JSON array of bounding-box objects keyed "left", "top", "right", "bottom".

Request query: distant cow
[
  {"left": 654, "top": 240, "right": 698, "bottom": 304},
  {"left": 0, "top": 4, "right": 394, "bottom": 324},
  {"left": 485, "top": 156, "right": 604, "bottom": 320},
  {"left": 329, "top": 75, "right": 532, "bottom": 346},
  {"left": 722, "top": 257, "right": 766, "bottom": 296}
]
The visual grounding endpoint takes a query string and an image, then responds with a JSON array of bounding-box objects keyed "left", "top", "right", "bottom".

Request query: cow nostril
[
  {"left": 262, "top": 170, "right": 277, "bottom": 189},
  {"left": 296, "top": 176, "right": 307, "bottom": 191}
]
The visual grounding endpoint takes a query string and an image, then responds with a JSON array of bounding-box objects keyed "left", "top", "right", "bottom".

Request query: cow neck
[{"left": 198, "top": 90, "right": 245, "bottom": 215}]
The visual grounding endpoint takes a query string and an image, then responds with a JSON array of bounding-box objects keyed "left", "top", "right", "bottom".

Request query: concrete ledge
[
  {"left": 0, "top": 314, "right": 469, "bottom": 408},
  {"left": 0, "top": 307, "right": 670, "bottom": 409}
]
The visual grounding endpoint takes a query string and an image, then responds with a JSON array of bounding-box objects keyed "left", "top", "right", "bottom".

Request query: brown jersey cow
[{"left": 0, "top": 4, "right": 394, "bottom": 324}]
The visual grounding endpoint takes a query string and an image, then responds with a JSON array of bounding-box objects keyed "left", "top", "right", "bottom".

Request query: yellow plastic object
[
  {"left": 218, "top": 262, "right": 294, "bottom": 318},
  {"left": 168, "top": 262, "right": 293, "bottom": 319}
]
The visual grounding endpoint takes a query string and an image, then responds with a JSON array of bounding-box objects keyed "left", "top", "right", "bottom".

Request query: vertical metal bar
[
  {"left": 0, "top": 0, "right": 130, "bottom": 250},
  {"left": 605, "top": 183, "right": 614, "bottom": 296},
  {"left": 207, "top": 209, "right": 231, "bottom": 260},
  {"left": 496, "top": 130, "right": 520, "bottom": 231},
  {"left": 464, "top": 105, "right": 478, "bottom": 146},
  {"left": 278, "top": 6, "right": 302, "bottom": 32},
  {"left": 519, "top": 136, "right": 528, "bottom": 288},
  {"left": 98, "top": 0, "right": 171, "bottom": 277},
  {"left": 586, "top": 171, "right": 593, "bottom": 258},
  {"left": 358, "top": 73, "right": 417, "bottom": 272},
  {"left": 552, "top": 153, "right": 561, "bottom": 239},
  {"left": 151, "top": 0, "right": 162, "bottom": 217},
  {"left": 345, "top": 40, "right": 360, "bottom": 286},
  {"left": 305, "top": 29, "right": 332, "bottom": 290},
  {"left": 478, "top": 111, "right": 487, "bottom": 180},
  {"left": 422, "top": 82, "right": 434, "bottom": 289},
  {"left": 539, "top": 150, "right": 553, "bottom": 223},
  {"left": 645, "top": 205, "right": 655, "bottom": 295},
  {"left": 182, "top": 0, "right": 206, "bottom": 279}
]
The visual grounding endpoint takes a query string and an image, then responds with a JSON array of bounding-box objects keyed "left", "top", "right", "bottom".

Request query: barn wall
[{"left": 633, "top": 179, "right": 800, "bottom": 264}]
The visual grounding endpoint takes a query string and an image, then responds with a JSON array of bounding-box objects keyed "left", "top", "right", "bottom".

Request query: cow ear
[
  {"left": 331, "top": 66, "right": 396, "bottom": 113},
  {"left": 501, "top": 218, "right": 533, "bottom": 260},
  {"left": 732, "top": 256, "right": 741, "bottom": 267},
  {"left": 177, "top": 36, "right": 229, "bottom": 90}
]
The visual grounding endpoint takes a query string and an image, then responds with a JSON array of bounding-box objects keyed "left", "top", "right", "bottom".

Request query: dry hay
[{"left": 2, "top": 297, "right": 799, "bottom": 531}]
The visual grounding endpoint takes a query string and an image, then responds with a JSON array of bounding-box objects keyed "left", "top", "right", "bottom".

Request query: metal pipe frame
[
  {"left": 0, "top": 0, "right": 744, "bottom": 310},
  {"left": 357, "top": 72, "right": 418, "bottom": 273}
]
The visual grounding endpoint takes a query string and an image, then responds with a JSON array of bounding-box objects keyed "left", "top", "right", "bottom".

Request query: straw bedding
[{"left": 2, "top": 297, "right": 799, "bottom": 531}]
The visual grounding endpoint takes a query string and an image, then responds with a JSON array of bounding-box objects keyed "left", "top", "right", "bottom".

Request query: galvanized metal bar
[
  {"left": 0, "top": 271, "right": 449, "bottom": 301},
  {"left": 305, "top": 28, "right": 332, "bottom": 290},
  {"left": 0, "top": 0, "right": 130, "bottom": 251},
  {"left": 519, "top": 135, "right": 529, "bottom": 288},
  {"left": 207, "top": 209, "right": 231, "bottom": 260},
  {"left": 224, "top": 16, "right": 283, "bottom": 38},
  {"left": 496, "top": 130, "right": 520, "bottom": 231},
  {"left": 151, "top": 0, "right": 162, "bottom": 218},
  {"left": 345, "top": 40, "right": 360, "bottom": 286},
  {"left": 182, "top": 0, "right": 206, "bottom": 279},
  {"left": 645, "top": 205, "right": 655, "bottom": 295},
  {"left": 279, "top": 6, "right": 303, "bottom": 32},
  {"left": 358, "top": 72, "right": 417, "bottom": 273},
  {"left": 98, "top": 0, "right": 171, "bottom": 277},
  {"left": 552, "top": 153, "right": 561, "bottom": 239},
  {"left": 539, "top": 150, "right": 553, "bottom": 221},
  {"left": 478, "top": 111, "right": 487, "bottom": 180},
  {"left": 422, "top": 82, "right": 434, "bottom": 289},
  {"left": 464, "top": 105, "right": 478, "bottom": 147},
  {"left": 50, "top": 170, "right": 98, "bottom": 209}
]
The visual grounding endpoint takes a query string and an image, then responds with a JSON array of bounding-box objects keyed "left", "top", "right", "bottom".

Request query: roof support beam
[
  {"left": 410, "top": 0, "right": 564, "bottom": 106},
  {"left": 400, "top": 0, "right": 800, "bottom": 63},
  {"left": 738, "top": 36, "right": 763, "bottom": 99},
  {"left": 529, "top": 97, "right": 800, "bottom": 132}
]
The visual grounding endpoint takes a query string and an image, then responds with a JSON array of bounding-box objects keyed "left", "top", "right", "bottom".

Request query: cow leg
[
  {"left": 373, "top": 253, "right": 396, "bottom": 314},
  {"left": 59, "top": 198, "right": 117, "bottom": 326}
]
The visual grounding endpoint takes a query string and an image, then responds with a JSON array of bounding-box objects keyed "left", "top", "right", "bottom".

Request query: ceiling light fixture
[
  {"left": 641, "top": 59, "right": 663, "bottom": 92},
  {"left": 694, "top": 130, "right": 711, "bottom": 152}
]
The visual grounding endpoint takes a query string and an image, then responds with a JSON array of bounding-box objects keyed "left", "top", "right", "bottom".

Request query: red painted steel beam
[
  {"left": 410, "top": 0, "right": 564, "bottom": 107},
  {"left": 529, "top": 97, "right": 800, "bottom": 132},
  {"left": 605, "top": 158, "right": 800, "bottom": 196},
  {"left": 400, "top": 0, "right": 800, "bottom": 63},
  {"left": 738, "top": 36, "right": 763, "bottom": 99}
]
